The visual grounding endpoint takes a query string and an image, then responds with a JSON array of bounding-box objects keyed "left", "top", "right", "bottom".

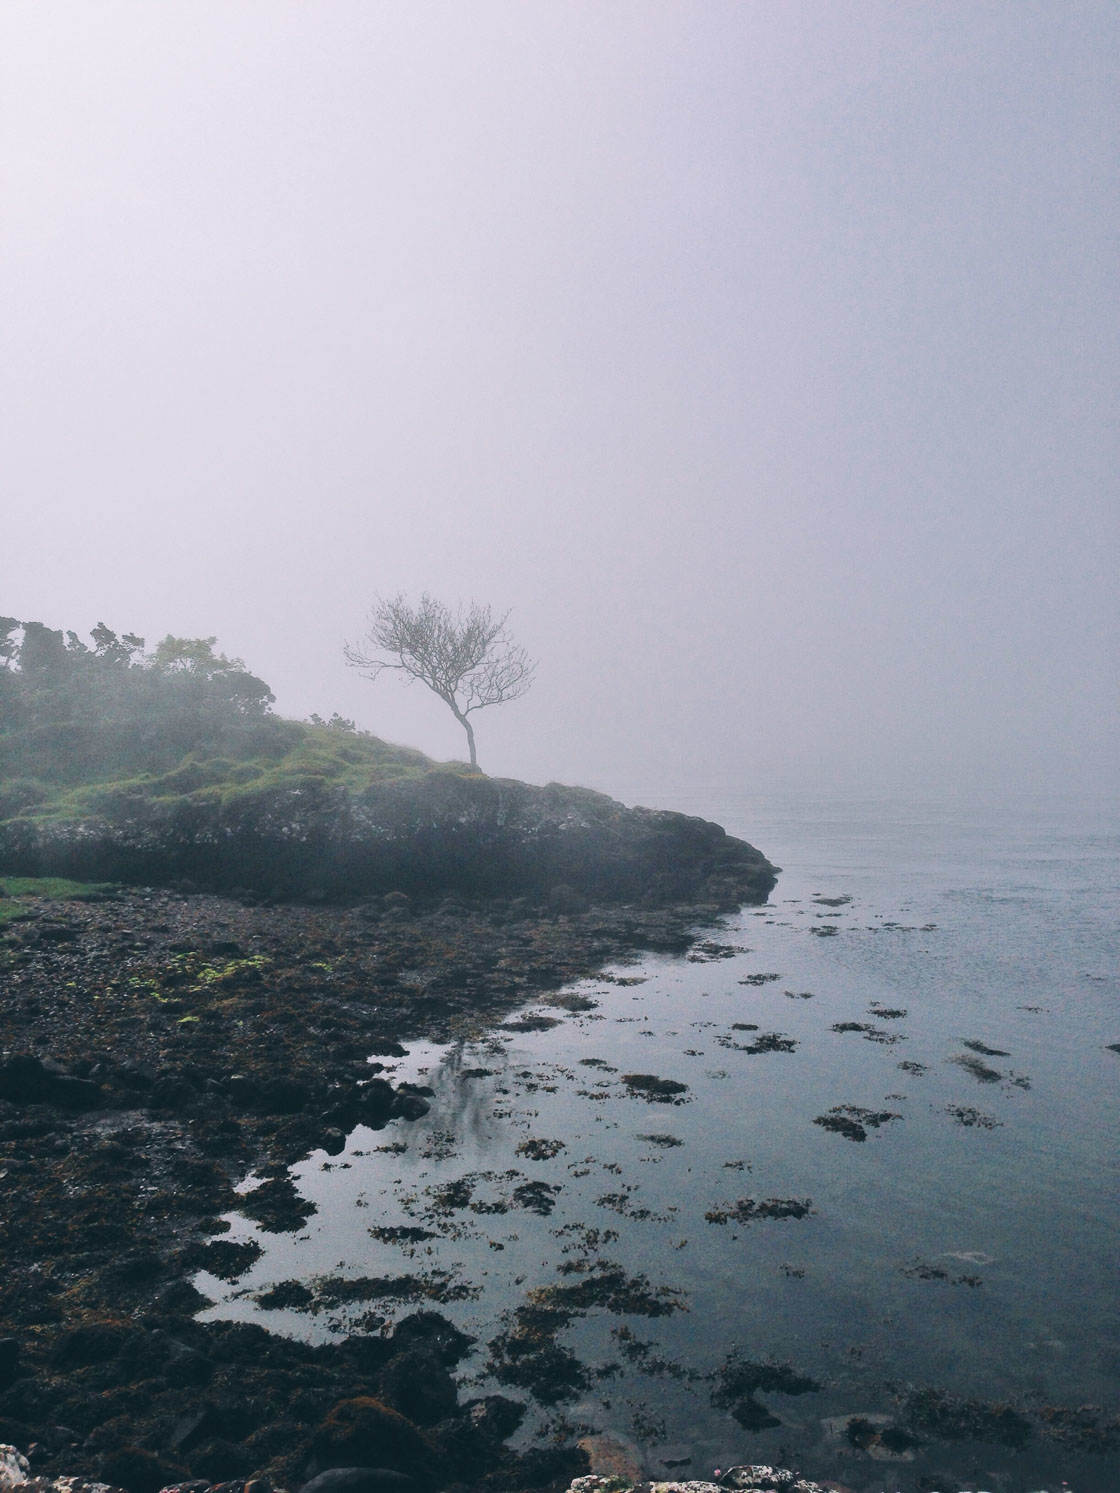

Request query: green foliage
[
  {"left": 0, "top": 618, "right": 278, "bottom": 786},
  {"left": 0, "top": 615, "right": 437, "bottom": 841},
  {"left": 0, "top": 615, "right": 481, "bottom": 898},
  {"left": 0, "top": 875, "right": 116, "bottom": 925}
]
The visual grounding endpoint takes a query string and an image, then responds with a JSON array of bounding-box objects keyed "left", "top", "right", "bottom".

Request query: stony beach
[{"left": 0, "top": 877, "right": 779, "bottom": 1493}]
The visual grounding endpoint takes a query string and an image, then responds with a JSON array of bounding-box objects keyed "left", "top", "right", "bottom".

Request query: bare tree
[{"left": 344, "top": 594, "right": 534, "bottom": 771}]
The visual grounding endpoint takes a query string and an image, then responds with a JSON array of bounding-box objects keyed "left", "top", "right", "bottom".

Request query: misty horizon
[{"left": 3, "top": 3, "right": 1116, "bottom": 806}]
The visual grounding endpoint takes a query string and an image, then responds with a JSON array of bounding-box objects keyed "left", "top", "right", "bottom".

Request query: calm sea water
[{"left": 201, "top": 791, "right": 1120, "bottom": 1493}]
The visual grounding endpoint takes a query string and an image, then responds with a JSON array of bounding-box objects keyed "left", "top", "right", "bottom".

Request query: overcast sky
[{"left": 2, "top": 2, "right": 1116, "bottom": 804}]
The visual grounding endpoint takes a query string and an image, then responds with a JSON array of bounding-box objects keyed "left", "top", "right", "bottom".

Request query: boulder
[
  {"left": 300, "top": 1469, "right": 415, "bottom": 1493},
  {"left": 311, "top": 1399, "right": 443, "bottom": 1484}
]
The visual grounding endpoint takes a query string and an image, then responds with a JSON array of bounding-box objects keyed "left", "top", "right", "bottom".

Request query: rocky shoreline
[
  {"left": 0, "top": 862, "right": 779, "bottom": 1493},
  {"left": 0, "top": 1448, "right": 833, "bottom": 1493}
]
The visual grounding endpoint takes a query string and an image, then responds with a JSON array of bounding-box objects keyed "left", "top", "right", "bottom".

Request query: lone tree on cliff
[{"left": 344, "top": 594, "right": 534, "bottom": 771}]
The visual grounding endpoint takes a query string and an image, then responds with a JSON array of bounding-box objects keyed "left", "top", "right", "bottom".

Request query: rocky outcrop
[
  {"left": 0, "top": 774, "right": 777, "bottom": 906},
  {"left": 0, "top": 1451, "right": 830, "bottom": 1493},
  {"left": 566, "top": 1470, "right": 826, "bottom": 1493}
]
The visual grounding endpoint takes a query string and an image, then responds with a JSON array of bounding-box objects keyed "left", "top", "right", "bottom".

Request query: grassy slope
[
  {"left": 0, "top": 876, "right": 116, "bottom": 924},
  {"left": 7, "top": 721, "right": 450, "bottom": 829}
]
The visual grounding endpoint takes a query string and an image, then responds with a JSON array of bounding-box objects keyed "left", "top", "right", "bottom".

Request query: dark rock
[
  {"left": 255, "top": 1280, "right": 314, "bottom": 1310},
  {"left": 300, "top": 1470, "right": 415, "bottom": 1493},
  {"left": 388, "top": 1093, "right": 430, "bottom": 1122},
  {"left": 190, "top": 1239, "right": 263, "bottom": 1281},
  {"left": 188, "top": 1439, "right": 256, "bottom": 1483},
  {"left": 169, "top": 1405, "right": 226, "bottom": 1454},
  {"left": 621, "top": 1073, "right": 689, "bottom": 1103},
  {"left": 312, "top": 1397, "right": 444, "bottom": 1483},
  {"left": 388, "top": 1312, "right": 474, "bottom": 1366},
  {"left": 0, "top": 1338, "right": 19, "bottom": 1390},
  {"left": 0, "top": 772, "right": 777, "bottom": 907},
  {"left": 239, "top": 1176, "right": 316, "bottom": 1233},
  {"left": 355, "top": 1080, "right": 395, "bottom": 1125},
  {"left": 0, "top": 1055, "right": 101, "bottom": 1110},
  {"left": 379, "top": 1350, "right": 458, "bottom": 1426},
  {"left": 50, "top": 1322, "right": 135, "bottom": 1369},
  {"left": 728, "top": 1396, "right": 782, "bottom": 1431},
  {"left": 463, "top": 1396, "right": 525, "bottom": 1444},
  {"left": 147, "top": 1077, "right": 198, "bottom": 1113},
  {"left": 902, "top": 1387, "right": 1033, "bottom": 1446},
  {"left": 97, "top": 1446, "right": 188, "bottom": 1493},
  {"left": 500, "top": 1444, "right": 587, "bottom": 1489},
  {"left": 150, "top": 1280, "right": 213, "bottom": 1317}
]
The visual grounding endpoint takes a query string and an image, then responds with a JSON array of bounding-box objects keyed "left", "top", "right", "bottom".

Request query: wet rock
[
  {"left": 149, "top": 1280, "right": 212, "bottom": 1317},
  {"left": 254, "top": 1281, "right": 314, "bottom": 1310},
  {"left": 238, "top": 1177, "right": 316, "bottom": 1233},
  {"left": 311, "top": 1398, "right": 444, "bottom": 1484},
  {"left": 1036, "top": 1401, "right": 1120, "bottom": 1451},
  {"left": 463, "top": 1396, "right": 524, "bottom": 1444},
  {"left": 49, "top": 1324, "right": 135, "bottom": 1371},
  {"left": 901, "top": 1387, "right": 1033, "bottom": 1446},
  {"left": 950, "top": 1053, "right": 1002, "bottom": 1083},
  {"left": 577, "top": 1432, "right": 645, "bottom": 1481},
  {"left": 167, "top": 1407, "right": 225, "bottom": 1456},
  {"left": 378, "top": 1350, "right": 458, "bottom": 1427},
  {"left": 572, "top": 1474, "right": 827, "bottom": 1493},
  {"left": 96, "top": 1447, "right": 187, "bottom": 1493},
  {"left": 511, "top": 1180, "right": 561, "bottom": 1215},
  {"left": 621, "top": 1074, "right": 690, "bottom": 1104},
  {"left": 820, "top": 1413, "right": 921, "bottom": 1461},
  {"left": 189, "top": 1239, "right": 263, "bottom": 1282},
  {"left": 720, "top": 1465, "right": 828, "bottom": 1491},
  {"left": 711, "top": 1355, "right": 820, "bottom": 1434},
  {"left": 705, "top": 1198, "right": 813, "bottom": 1225},
  {"left": 732, "top": 1033, "right": 797, "bottom": 1055},
  {"left": 388, "top": 1093, "right": 429, "bottom": 1122},
  {"left": 944, "top": 1104, "right": 1001, "bottom": 1129},
  {"left": 502, "top": 1014, "right": 561, "bottom": 1033},
  {"left": 224, "top": 1076, "right": 308, "bottom": 1116},
  {"left": 387, "top": 1313, "right": 473, "bottom": 1367},
  {"left": 813, "top": 1106, "right": 899, "bottom": 1142},
  {"left": 650, "top": 1444, "right": 692, "bottom": 1471},
  {"left": 299, "top": 1471, "right": 416, "bottom": 1493},
  {"left": 0, "top": 1057, "right": 101, "bottom": 1111},
  {"left": 348, "top": 1079, "right": 394, "bottom": 1127},
  {"left": 515, "top": 1137, "right": 565, "bottom": 1160}
]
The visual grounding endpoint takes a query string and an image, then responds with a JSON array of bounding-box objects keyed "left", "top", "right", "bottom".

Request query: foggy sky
[{"left": 3, "top": 2, "right": 1117, "bottom": 803}]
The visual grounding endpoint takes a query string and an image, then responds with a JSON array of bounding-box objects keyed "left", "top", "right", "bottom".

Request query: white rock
[{"left": 0, "top": 1447, "right": 30, "bottom": 1489}]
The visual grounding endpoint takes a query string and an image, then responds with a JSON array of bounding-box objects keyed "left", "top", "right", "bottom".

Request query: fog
[{"left": 3, "top": 2, "right": 1116, "bottom": 804}]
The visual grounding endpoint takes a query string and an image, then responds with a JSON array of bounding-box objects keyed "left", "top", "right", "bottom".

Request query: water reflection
[{"left": 200, "top": 813, "right": 1120, "bottom": 1489}]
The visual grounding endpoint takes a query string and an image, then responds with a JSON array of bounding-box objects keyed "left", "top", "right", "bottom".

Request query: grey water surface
[{"left": 200, "top": 793, "right": 1120, "bottom": 1491}]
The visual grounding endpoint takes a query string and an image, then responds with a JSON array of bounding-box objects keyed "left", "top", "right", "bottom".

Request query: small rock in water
[
  {"left": 651, "top": 1442, "right": 693, "bottom": 1469},
  {"left": 577, "top": 1431, "right": 646, "bottom": 1481}
]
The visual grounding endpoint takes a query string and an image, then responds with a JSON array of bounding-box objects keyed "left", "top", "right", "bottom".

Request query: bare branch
[{"left": 344, "top": 594, "right": 535, "bottom": 770}]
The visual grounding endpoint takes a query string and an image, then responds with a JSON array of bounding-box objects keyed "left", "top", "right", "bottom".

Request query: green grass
[
  {"left": 5, "top": 722, "right": 445, "bottom": 827},
  {"left": 0, "top": 875, "right": 118, "bottom": 925}
]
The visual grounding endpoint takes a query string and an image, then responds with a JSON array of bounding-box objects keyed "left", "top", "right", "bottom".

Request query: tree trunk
[{"left": 459, "top": 713, "right": 478, "bottom": 771}]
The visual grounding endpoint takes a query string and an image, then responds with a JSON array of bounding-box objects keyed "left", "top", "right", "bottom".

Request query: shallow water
[{"left": 200, "top": 791, "right": 1120, "bottom": 1491}]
